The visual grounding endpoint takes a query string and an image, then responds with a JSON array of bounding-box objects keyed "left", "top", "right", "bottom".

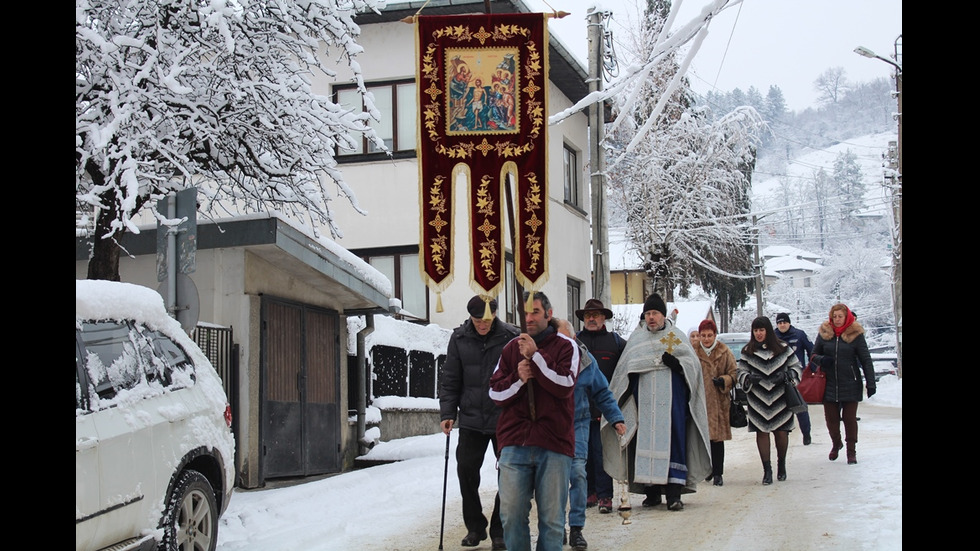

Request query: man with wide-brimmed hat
[{"left": 573, "top": 298, "right": 627, "bottom": 517}]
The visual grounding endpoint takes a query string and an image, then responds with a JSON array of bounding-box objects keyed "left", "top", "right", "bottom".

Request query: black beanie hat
[
  {"left": 467, "top": 295, "right": 497, "bottom": 318},
  {"left": 642, "top": 293, "right": 667, "bottom": 316},
  {"left": 775, "top": 312, "right": 791, "bottom": 324}
]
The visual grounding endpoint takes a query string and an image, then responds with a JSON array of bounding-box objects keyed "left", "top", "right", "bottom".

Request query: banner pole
[{"left": 505, "top": 172, "right": 535, "bottom": 420}]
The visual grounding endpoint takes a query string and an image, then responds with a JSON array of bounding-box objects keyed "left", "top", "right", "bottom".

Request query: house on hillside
[
  {"left": 76, "top": 0, "right": 593, "bottom": 489},
  {"left": 761, "top": 246, "right": 823, "bottom": 288},
  {"left": 760, "top": 245, "right": 822, "bottom": 263}
]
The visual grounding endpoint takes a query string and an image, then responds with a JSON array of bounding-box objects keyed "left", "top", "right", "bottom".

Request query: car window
[{"left": 79, "top": 320, "right": 196, "bottom": 411}]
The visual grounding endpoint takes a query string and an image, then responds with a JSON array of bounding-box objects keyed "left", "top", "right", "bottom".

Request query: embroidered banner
[{"left": 416, "top": 12, "right": 549, "bottom": 307}]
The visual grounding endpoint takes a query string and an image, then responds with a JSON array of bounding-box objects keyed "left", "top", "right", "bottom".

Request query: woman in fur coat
[
  {"left": 810, "top": 303, "right": 876, "bottom": 465},
  {"left": 694, "top": 319, "right": 737, "bottom": 487},
  {"left": 736, "top": 316, "right": 802, "bottom": 485}
]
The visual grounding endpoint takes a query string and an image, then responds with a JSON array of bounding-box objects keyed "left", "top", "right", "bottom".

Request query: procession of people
[{"left": 435, "top": 292, "right": 879, "bottom": 551}]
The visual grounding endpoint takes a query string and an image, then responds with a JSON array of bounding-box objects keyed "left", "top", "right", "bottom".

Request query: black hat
[
  {"left": 642, "top": 293, "right": 667, "bottom": 317},
  {"left": 775, "top": 312, "right": 791, "bottom": 324},
  {"left": 467, "top": 295, "right": 497, "bottom": 319},
  {"left": 575, "top": 298, "right": 613, "bottom": 321}
]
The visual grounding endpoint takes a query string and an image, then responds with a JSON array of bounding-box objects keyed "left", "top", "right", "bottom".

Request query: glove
[
  {"left": 867, "top": 385, "right": 876, "bottom": 397},
  {"left": 745, "top": 373, "right": 763, "bottom": 387},
  {"left": 712, "top": 377, "right": 725, "bottom": 389},
  {"left": 662, "top": 352, "right": 683, "bottom": 374},
  {"left": 819, "top": 355, "right": 834, "bottom": 368}
]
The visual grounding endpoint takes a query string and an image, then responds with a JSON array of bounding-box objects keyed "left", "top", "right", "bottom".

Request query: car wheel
[{"left": 160, "top": 469, "right": 219, "bottom": 551}]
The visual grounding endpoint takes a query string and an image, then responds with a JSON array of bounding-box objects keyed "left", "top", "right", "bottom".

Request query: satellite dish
[{"left": 157, "top": 273, "right": 200, "bottom": 334}]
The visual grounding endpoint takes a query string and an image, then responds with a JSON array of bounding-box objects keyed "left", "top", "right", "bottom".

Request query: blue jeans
[
  {"left": 586, "top": 419, "right": 613, "bottom": 499},
  {"left": 568, "top": 456, "right": 587, "bottom": 528},
  {"left": 498, "top": 445, "right": 571, "bottom": 551},
  {"left": 797, "top": 408, "right": 811, "bottom": 437}
]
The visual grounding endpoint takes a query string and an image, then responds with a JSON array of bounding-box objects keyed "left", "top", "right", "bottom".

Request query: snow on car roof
[{"left": 76, "top": 279, "right": 179, "bottom": 332}]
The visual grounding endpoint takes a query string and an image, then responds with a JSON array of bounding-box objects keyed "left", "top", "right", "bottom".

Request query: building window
[
  {"left": 334, "top": 80, "right": 417, "bottom": 158},
  {"left": 356, "top": 247, "right": 427, "bottom": 322},
  {"left": 563, "top": 144, "right": 580, "bottom": 207},
  {"left": 567, "top": 278, "right": 582, "bottom": 331}
]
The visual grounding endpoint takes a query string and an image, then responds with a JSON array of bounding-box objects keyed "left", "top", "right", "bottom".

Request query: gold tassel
[
  {"left": 436, "top": 292, "right": 443, "bottom": 313},
  {"left": 525, "top": 292, "right": 535, "bottom": 313},
  {"left": 483, "top": 299, "right": 493, "bottom": 321}
]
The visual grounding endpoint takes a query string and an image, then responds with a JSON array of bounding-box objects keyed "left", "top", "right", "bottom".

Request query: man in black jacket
[
  {"left": 574, "top": 298, "right": 627, "bottom": 514},
  {"left": 440, "top": 295, "right": 520, "bottom": 550}
]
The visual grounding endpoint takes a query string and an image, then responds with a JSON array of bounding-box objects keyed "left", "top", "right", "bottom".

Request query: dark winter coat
[
  {"left": 811, "top": 320, "right": 876, "bottom": 403},
  {"left": 439, "top": 317, "right": 520, "bottom": 434},
  {"left": 774, "top": 324, "right": 814, "bottom": 367},
  {"left": 576, "top": 326, "right": 626, "bottom": 419}
]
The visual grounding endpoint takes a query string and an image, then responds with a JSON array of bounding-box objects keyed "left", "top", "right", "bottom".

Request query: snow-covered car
[
  {"left": 75, "top": 280, "right": 236, "bottom": 551},
  {"left": 870, "top": 353, "right": 898, "bottom": 381}
]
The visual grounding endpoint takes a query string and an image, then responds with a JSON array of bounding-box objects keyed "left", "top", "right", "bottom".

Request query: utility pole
[
  {"left": 587, "top": 8, "right": 611, "bottom": 308},
  {"left": 892, "top": 35, "right": 902, "bottom": 378},
  {"left": 753, "top": 214, "right": 764, "bottom": 317},
  {"left": 855, "top": 36, "right": 902, "bottom": 377}
]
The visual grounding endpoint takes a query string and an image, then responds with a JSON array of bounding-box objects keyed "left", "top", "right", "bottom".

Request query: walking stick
[{"left": 439, "top": 431, "right": 450, "bottom": 550}]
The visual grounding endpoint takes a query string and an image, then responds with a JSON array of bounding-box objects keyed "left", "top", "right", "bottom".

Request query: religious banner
[{"left": 416, "top": 12, "right": 549, "bottom": 310}]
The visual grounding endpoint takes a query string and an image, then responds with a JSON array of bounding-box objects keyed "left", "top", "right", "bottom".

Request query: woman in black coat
[{"left": 810, "top": 303, "right": 876, "bottom": 465}]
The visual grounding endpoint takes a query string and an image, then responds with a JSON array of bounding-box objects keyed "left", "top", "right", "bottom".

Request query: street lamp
[
  {"left": 854, "top": 37, "right": 902, "bottom": 378},
  {"left": 853, "top": 45, "right": 902, "bottom": 73}
]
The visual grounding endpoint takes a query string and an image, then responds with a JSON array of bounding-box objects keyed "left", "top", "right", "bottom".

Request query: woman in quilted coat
[
  {"left": 736, "top": 316, "right": 802, "bottom": 485},
  {"left": 694, "top": 319, "right": 737, "bottom": 487},
  {"left": 810, "top": 303, "right": 876, "bottom": 465}
]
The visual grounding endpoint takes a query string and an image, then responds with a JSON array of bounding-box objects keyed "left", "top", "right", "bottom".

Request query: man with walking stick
[{"left": 440, "top": 295, "right": 519, "bottom": 550}]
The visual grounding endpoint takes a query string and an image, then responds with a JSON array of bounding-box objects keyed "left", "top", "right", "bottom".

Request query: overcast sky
[{"left": 528, "top": 0, "right": 903, "bottom": 112}]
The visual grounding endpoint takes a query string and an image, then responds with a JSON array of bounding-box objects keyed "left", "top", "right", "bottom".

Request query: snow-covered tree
[
  {"left": 832, "top": 149, "right": 866, "bottom": 225},
  {"left": 813, "top": 66, "right": 849, "bottom": 105},
  {"left": 601, "top": 2, "right": 763, "bottom": 331},
  {"left": 76, "top": 0, "right": 388, "bottom": 280}
]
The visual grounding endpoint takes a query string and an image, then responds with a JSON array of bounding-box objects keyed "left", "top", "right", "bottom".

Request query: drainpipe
[{"left": 356, "top": 315, "right": 374, "bottom": 455}]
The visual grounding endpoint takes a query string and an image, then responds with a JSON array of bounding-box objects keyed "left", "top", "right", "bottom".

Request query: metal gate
[{"left": 261, "top": 297, "right": 341, "bottom": 479}]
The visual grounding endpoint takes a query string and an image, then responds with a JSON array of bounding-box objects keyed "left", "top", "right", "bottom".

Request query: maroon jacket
[{"left": 489, "top": 327, "right": 579, "bottom": 457}]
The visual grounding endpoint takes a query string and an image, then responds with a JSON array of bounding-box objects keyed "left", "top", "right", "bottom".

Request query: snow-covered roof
[
  {"left": 765, "top": 255, "right": 822, "bottom": 273},
  {"left": 760, "top": 245, "right": 822, "bottom": 261},
  {"left": 608, "top": 228, "right": 645, "bottom": 271}
]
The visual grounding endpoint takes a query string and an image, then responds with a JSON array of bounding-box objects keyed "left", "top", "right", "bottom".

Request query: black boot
[
  {"left": 568, "top": 527, "right": 588, "bottom": 551},
  {"left": 713, "top": 474, "right": 723, "bottom": 486},
  {"left": 762, "top": 461, "right": 773, "bottom": 485},
  {"left": 777, "top": 457, "right": 787, "bottom": 481}
]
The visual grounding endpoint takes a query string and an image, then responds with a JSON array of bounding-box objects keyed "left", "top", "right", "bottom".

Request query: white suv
[{"left": 76, "top": 280, "right": 236, "bottom": 551}]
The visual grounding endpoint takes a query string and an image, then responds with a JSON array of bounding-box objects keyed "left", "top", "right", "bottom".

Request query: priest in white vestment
[{"left": 600, "top": 293, "right": 712, "bottom": 511}]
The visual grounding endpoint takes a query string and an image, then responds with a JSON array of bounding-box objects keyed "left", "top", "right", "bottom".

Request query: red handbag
[{"left": 798, "top": 360, "right": 827, "bottom": 404}]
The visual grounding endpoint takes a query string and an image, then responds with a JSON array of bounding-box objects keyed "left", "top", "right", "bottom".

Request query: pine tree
[{"left": 832, "top": 150, "right": 866, "bottom": 225}]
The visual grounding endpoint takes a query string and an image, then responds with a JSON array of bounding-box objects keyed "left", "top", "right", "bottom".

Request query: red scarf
[{"left": 832, "top": 307, "right": 856, "bottom": 337}]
